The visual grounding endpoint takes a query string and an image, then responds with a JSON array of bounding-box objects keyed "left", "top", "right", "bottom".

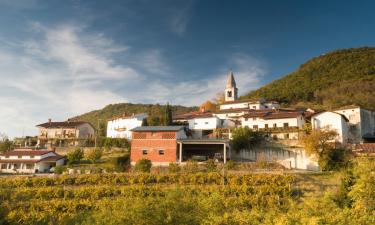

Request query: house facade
[
  {"left": 311, "top": 111, "right": 349, "bottom": 144},
  {"left": 241, "top": 110, "right": 306, "bottom": 140},
  {"left": 0, "top": 149, "right": 65, "bottom": 173},
  {"left": 107, "top": 113, "right": 148, "bottom": 139},
  {"left": 334, "top": 106, "right": 375, "bottom": 143},
  {"left": 36, "top": 120, "right": 95, "bottom": 148}
]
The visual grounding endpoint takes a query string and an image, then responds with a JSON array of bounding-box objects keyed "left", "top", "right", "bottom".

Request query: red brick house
[
  {"left": 130, "top": 126, "right": 230, "bottom": 165},
  {"left": 130, "top": 126, "right": 187, "bottom": 165}
]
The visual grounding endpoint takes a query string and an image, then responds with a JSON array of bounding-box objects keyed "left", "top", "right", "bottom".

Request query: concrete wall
[
  {"left": 188, "top": 117, "right": 221, "bottom": 130},
  {"left": 107, "top": 114, "right": 147, "bottom": 139},
  {"left": 241, "top": 116, "right": 304, "bottom": 129}
]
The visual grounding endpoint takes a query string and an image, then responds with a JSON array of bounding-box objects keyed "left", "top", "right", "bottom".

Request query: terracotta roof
[
  {"left": 355, "top": 143, "right": 375, "bottom": 153},
  {"left": 38, "top": 155, "right": 65, "bottom": 162},
  {"left": 131, "top": 126, "right": 185, "bottom": 132},
  {"left": 215, "top": 108, "right": 250, "bottom": 113},
  {"left": 220, "top": 99, "right": 264, "bottom": 105},
  {"left": 36, "top": 121, "right": 90, "bottom": 129},
  {"left": 0, "top": 150, "right": 53, "bottom": 157},
  {"left": 173, "top": 111, "right": 214, "bottom": 120}
]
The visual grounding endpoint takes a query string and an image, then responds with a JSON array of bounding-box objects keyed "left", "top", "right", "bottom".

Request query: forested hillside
[
  {"left": 242, "top": 47, "right": 375, "bottom": 110},
  {"left": 70, "top": 103, "right": 197, "bottom": 133}
]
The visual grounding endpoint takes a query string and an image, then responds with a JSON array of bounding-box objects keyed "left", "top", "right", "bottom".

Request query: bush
[
  {"left": 111, "top": 154, "right": 130, "bottom": 172},
  {"left": 226, "top": 160, "right": 236, "bottom": 170},
  {"left": 205, "top": 159, "right": 217, "bottom": 172},
  {"left": 135, "top": 159, "right": 152, "bottom": 173},
  {"left": 67, "top": 148, "right": 84, "bottom": 165},
  {"left": 54, "top": 166, "right": 67, "bottom": 174},
  {"left": 86, "top": 148, "right": 103, "bottom": 163},
  {"left": 168, "top": 163, "right": 181, "bottom": 173},
  {"left": 184, "top": 160, "right": 199, "bottom": 173}
]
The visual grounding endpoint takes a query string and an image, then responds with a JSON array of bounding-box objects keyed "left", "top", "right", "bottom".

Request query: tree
[
  {"left": 135, "top": 159, "right": 152, "bottom": 172},
  {"left": 301, "top": 129, "right": 347, "bottom": 170},
  {"left": 67, "top": 148, "right": 84, "bottom": 165},
  {"left": 200, "top": 101, "right": 217, "bottom": 112},
  {"left": 141, "top": 118, "right": 148, "bottom": 126},
  {"left": 213, "top": 92, "right": 225, "bottom": 105},
  {"left": 231, "top": 127, "right": 264, "bottom": 152},
  {"left": 86, "top": 148, "right": 103, "bottom": 163},
  {"left": 0, "top": 134, "right": 13, "bottom": 153},
  {"left": 164, "top": 103, "right": 173, "bottom": 126}
]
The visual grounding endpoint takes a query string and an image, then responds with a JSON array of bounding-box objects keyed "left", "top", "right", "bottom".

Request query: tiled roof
[
  {"left": 215, "top": 108, "right": 250, "bottom": 113},
  {"left": 36, "top": 121, "right": 90, "bottom": 128},
  {"left": 173, "top": 111, "right": 214, "bottom": 120},
  {"left": 0, "top": 150, "right": 53, "bottom": 156},
  {"left": 131, "top": 126, "right": 185, "bottom": 132}
]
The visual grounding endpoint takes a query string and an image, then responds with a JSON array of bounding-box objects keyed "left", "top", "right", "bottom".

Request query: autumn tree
[
  {"left": 213, "top": 92, "right": 225, "bottom": 105},
  {"left": 200, "top": 101, "right": 217, "bottom": 112}
]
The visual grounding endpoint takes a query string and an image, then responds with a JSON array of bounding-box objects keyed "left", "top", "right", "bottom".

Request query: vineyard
[{"left": 0, "top": 158, "right": 374, "bottom": 225}]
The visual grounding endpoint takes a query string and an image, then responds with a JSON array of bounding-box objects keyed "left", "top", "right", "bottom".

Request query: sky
[{"left": 1, "top": 0, "right": 375, "bottom": 137}]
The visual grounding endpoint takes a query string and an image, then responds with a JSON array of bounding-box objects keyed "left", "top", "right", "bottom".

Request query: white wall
[
  {"left": 311, "top": 112, "right": 348, "bottom": 143},
  {"left": 107, "top": 114, "right": 147, "bottom": 139},
  {"left": 241, "top": 116, "right": 304, "bottom": 129},
  {"left": 220, "top": 102, "right": 250, "bottom": 110},
  {"left": 188, "top": 117, "right": 221, "bottom": 130}
]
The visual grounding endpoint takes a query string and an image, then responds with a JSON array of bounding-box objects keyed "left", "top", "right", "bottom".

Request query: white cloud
[{"left": 167, "top": 0, "right": 194, "bottom": 36}]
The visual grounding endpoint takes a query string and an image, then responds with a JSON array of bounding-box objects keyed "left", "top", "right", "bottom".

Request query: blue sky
[{"left": 1, "top": 0, "right": 375, "bottom": 137}]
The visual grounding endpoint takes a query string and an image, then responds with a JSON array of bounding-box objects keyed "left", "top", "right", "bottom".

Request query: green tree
[
  {"left": 164, "top": 103, "right": 173, "bottom": 126},
  {"left": 135, "top": 159, "right": 152, "bottom": 172},
  {"left": 86, "top": 148, "right": 103, "bottom": 163},
  {"left": 0, "top": 134, "right": 13, "bottom": 153},
  {"left": 141, "top": 118, "right": 148, "bottom": 126},
  {"left": 67, "top": 148, "right": 84, "bottom": 165},
  {"left": 231, "top": 127, "right": 264, "bottom": 152}
]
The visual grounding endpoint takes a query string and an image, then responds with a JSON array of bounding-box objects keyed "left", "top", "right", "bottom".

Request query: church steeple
[{"left": 224, "top": 70, "right": 238, "bottom": 102}]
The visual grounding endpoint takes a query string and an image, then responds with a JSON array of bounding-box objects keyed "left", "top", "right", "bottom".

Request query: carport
[{"left": 177, "top": 139, "right": 231, "bottom": 163}]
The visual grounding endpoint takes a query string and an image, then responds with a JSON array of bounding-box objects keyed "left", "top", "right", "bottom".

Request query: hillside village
[{"left": 1, "top": 71, "right": 374, "bottom": 174}]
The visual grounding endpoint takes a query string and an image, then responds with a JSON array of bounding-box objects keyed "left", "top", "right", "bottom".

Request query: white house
[
  {"left": 334, "top": 106, "right": 375, "bottom": 143},
  {"left": 240, "top": 110, "right": 305, "bottom": 140},
  {"left": 311, "top": 111, "right": 349, "bottom": 144},
  {"left": 107, "top": 113, "right": 148, "bottom": 139},
  {"left": 0, "top": 149, "right": 65, "bottom": 173},
  {"left": 173, "top": 111, "right": 235, "bottom": 139}
]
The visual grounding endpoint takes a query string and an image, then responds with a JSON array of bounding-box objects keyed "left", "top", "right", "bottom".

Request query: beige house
[{"left": 36, "top": 119, "right": 95, "bottom": 148}]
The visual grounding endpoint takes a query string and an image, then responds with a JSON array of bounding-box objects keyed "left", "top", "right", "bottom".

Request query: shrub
[
  {"left": 86, "top": 148, "right": 103, "bottom": 163},
  {"left": 54, "top": 166, "right": 67, "bottom": 174},
  {"left": 67, "top": 148, "right": 84, "bottom": 165},
  {"left": 168, "top": 163, "right": 181, "bottom": 173},
  {"left": 205, "top": 159, "right": 217, "bottom": 172},
  {"left": 184, "top": 160, "right": 199, "bottom": 173},
  {"left": 135, "top": 159, "right": 152, "bottom": 173},
  {"left": 226, "top": 160, "right": 236, "bottom": 170},
  {"left": 111, "top": 154, "right": 130, "bottom": 172}
]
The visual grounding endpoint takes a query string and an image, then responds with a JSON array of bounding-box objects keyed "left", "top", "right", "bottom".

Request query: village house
[
  {"left": 311, "top": 111, "right": 349, "bottom": 144},
  {"left": 36, "top": 119, "right": 95, "bottom": 148},
  {"left": 107, "top": 113, "right": 147, "bottom": 139},
  {"left": 130, "top": 126, "right": 230, "bottom": 165},
  {"left": 241, "top": 109, "right": 306, "bottom": 140},
  {"left": 0, "top": 149, "right": 65, "bottom": 173},
  {"left": 334, "top": 105, "right": 375, "bottom": 143},
  {"left": 173, "top": 110, "right": 235, "bottom": 139}
]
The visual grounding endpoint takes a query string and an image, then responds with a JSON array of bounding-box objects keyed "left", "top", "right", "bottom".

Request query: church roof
[{"left": 226, "top": 71, "right": 236, "bottom": 88}]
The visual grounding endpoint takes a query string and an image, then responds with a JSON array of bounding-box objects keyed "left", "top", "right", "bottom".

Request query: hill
[
  {"left": 242, "top": 47, "right": 375, "bottom": 110},
  {"left": 70, "top": 103, "right": 197, "bottom": 134}
]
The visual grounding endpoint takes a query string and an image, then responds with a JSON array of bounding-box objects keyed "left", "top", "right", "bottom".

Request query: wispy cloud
[{"left": 167, "top": 0, "right": 195, "bottom": 36}]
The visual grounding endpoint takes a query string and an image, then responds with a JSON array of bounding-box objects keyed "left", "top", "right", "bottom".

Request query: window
[
  {"left": 252, "top": 106, "right": 256, "bottom": 109},
  {"left": 227, "top": 91, "right": 232, "bottom": 97},
  {"left": 284, "top": 133, "right": 290, "bottom": 139},
  {"left": 265, "top": 106, "right": 268, "bottom": 109},
  {"left": 18, "top": 156, "right": 22, "bottom": 159},
  {"left": 253, "top": 125, "right": 258, "bottom": 130},
  {"left": 273, "top": 123, "right": 277, "bottom": 128},
  {"left": 283, "top": 123, "right": 289, "bottom": 128},
  {"left": 265, "top": 124, "right": 268, "bottom": 129},
  {"left": 5, "top": 156, "right": 9, "bottom": 158},
  {"left": 1, "top": 164, "right": 6, "bottom": 169},
  {"left": 158, "top": 150, "right": 165, "bottom": 155},
  {"left": 253, "top": 118, "right": 257, "bottom": 121},
  {"left": 30, "top": 156, "right": 34, "bottom": 159},
  {"left": 194, "top": 122, "right": 198, "bottom": 125},
  {"left": 142, "top": 150, "right": 148, "bottom": 155},
  {"left": 205, "top": 122, "right": 209, "bottom": 124},
  {"left": 245, "top": 118, "right": 248, "bottom": 121}
]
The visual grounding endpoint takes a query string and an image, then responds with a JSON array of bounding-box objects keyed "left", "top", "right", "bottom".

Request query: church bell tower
[{"left": 224, "top": 70, "right": 238, "bottom": 102}]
